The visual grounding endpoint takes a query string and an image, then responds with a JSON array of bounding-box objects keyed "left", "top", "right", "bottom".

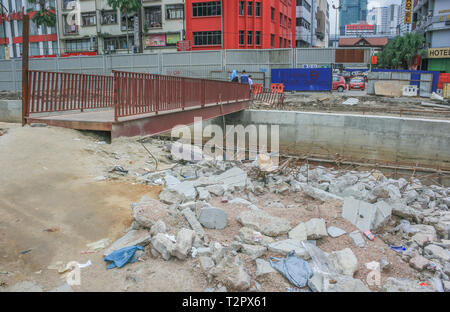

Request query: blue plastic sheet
[
  {"left": 104, "top": 245, "right": 144, "bottom": 269},
  {"left": 271, "top": 68, "right": 332, "bottom": 91},
  {"left": 269, "top": 251, "right": 313, "bottom": 288}
]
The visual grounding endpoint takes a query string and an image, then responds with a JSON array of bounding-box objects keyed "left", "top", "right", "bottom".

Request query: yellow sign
[
  {"left": 428, "top": 47, "right": 450, "bottom": 58},
  {"left": 404, "top": 0, "right": 412, "bottom": 24}
]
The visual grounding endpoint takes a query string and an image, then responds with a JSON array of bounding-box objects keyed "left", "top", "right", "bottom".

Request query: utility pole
[
  {"left": 0, "top": 2, "right": 8, "bottom": 58},
  {"left": 22, "top": 14, "right": 29, "bottom": 126},
  {"left": 332, "top": 0, "right": 342, "bottom": 48},
  {"left": 310, "top": 0, "right": 314, "bottom": 47}
]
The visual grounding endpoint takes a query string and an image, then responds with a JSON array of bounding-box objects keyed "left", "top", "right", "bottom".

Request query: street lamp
[{"left": 332, "top": 0, "right": 341, "bottom": 47}]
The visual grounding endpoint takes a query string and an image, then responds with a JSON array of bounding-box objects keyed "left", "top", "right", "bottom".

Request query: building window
[
  {"left": 284, "top": 16, "right": 287, "bottom": 27},
  {"left": 297, "top": 0, "right": 311, "bottom": 12},
  {"left": 255, "top": 2, "right": 261, "bottom": 17},
  {"left": 288, "top": 18, "right": 291, "bottom": 28},
  {"left": 121, "top": 12, "right": 134, "bottom": 31},
  {"left": 193, "top": 31, "right": 222, "bottom": 46},
  {"left": 65, "top": 38, "right": 96, "bottom": 53},
  {"left": 279, "top": 37, "right": 282, "bottom": 48},
  {"left": 104, "top": 36, "right": 133, "bottom": 51},
  {"left": 239, "top": 1, "right": 245, "bottom": 16},
  {"left": 145, "top": 6, "right": 162, "bottom": 28},
  {"left": 271, "top": 34, "right": 275, "bottom": 47},
  {"left": 271, "top": 7, "right": 275, "bottom": 21},
  {"left": 296, "top": 17, "right": 310, "bottom": 30},
  {"left": 280, "top": 13, "right": 283, "bottom": 26},
  {"left": 63, "top": 14, "right": 79, "bottom": 35},
  {"left": 192, "top": 2, "right": 222, "bottom": 17},
  {"left": 239, "top": 30, "right": 245, "bottom": 45},
  {"left": 82, "top": 12, "right": 96, "bottom": 26},
  {"left": 255, "top": 31, "right": 261, "bottom": 45},
  {"left": 247, "top": 31, "right": 253, "bottom": 45},
  {"left": 101, "top": 11, "right": 117, "bottom": 25},
  {"left": 248, "top": 1, "right": 253, "bottom": 16},
  {"left": 166, "top": 4, "right": 184, "bottom": 20}
]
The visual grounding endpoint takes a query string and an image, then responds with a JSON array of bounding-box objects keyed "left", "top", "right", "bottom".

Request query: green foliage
[
  {"left": 376, "top": 32, "right": 425, "bottom": 69},
  {"left": 106, "top": 0, "right": 142, "bottom": 13},
  {"left": 27, "top": 0, "right": 56, "bottom": 28}
]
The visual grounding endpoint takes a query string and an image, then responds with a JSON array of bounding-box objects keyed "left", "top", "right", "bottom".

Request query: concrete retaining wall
[
  {"left": 0, "top": 100, "right": 21, "bottom": 123},
  {"left": 225, "top": 110, "right": 450, "bottom": 170}
]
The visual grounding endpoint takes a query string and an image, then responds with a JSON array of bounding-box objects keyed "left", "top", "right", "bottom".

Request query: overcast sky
[{"left": 329, "top": 0, "right": 402, "bottom": 35}]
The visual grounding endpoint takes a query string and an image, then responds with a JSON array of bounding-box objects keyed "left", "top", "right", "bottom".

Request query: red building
[{"left": 184, "top": 0, "right": 296, "bottom": 50}]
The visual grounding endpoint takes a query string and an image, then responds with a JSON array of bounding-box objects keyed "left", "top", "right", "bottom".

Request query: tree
[
  {"left": 107, "top": 0, "right": 142, "bottom": 53},
  {"left": 27, "top": 0, "right": 56, "bottom": 28},
  {"left": 375, "top": 32, "right": 425, "bottom": 69}
]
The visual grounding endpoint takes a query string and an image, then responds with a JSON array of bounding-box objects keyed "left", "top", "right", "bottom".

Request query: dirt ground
[
  {"left": 253, "top": 92, "right": 450, "bottom": 120},
  {"left": 0, "top": 122, "right": 205, "bottom": 291},
  {"left": 0, "top": 121, "right": 427, "bottom": 292}
]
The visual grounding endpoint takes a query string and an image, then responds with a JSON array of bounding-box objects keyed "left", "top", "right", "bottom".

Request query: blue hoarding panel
[
  {"left": 372, "top": 69, "right": 439, "bottom": 92},
  {"left": 271, "top": 68, "right": 332, "bottom": 91}
]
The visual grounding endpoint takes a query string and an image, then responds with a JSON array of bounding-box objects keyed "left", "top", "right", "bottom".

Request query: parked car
[
  {"left": 332, "top": 75, "right": 347, "bottom": 92},
  {"left": 348, "top": 77, "right": 366, "bottom": 91}
]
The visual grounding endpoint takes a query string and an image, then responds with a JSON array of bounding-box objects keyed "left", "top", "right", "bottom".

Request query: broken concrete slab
[
  {"left": 267, "top": 239, "right": 310, "bottom": 260},
  {"left": 241, "top": 244, "right": 267, "bottom": 260},
  {"left": 103, "top": 229, "right": 151, "bottom": 256},
  {"left": 210, "top": 255, "right": 252, "bottom": 291},
  {"left": 302, "top": 184, "right": 343, "bottom": 202},
  {"left": 342, "top": 197, "right": 391, "bottom": 232},
  {"left": 216, "top": 167, "right": 248, "bottom": 191},
  {"left": 308, "top": 273, "right": 370, "bottom": 292},
  {"left": 151, "top": 233, "right": 176, "bottom": 260},
  {"left": 288, "top": 222, "right": 307, "bottom": 242},
  {"left": 167, "top": 181, "right": 197, "bottom": 201},
  {"left": 255, "top": 258, "right": 277, "bottom": 278},
  {"left": 349, "top": 230, "right": 366, "bottom": 248},
  {"left": 206, "top": 184, "right": 225, "bottom": 196},
  {"left": 197, "top": 187, "right": 211, "bottom": 201},
  {"left": 237, "top": 227, "right": 274, "bottom": 246},
  {"left": 181, "top": 208, "right": 206, "bottom": 239},
  {"left": 150, "top": 220, "right": 167, "bottom": 236},
  {"left": 382, "top": 277, "right": 437, "bottom": 292},
  {"left": 424, "top": 244, "right": 450, "bottom": 262},
  {"left": 132, "top": 197, "right": 168, "bottom": 229},
  {"left": 5, "top": 281, "right": 43, "bottom": 292},
  {"left": 237, "top": 210, "right": 291, "bottom": 237},
  {"left": 304, "top": 218, "right": 328, "bottom": 239},
  {"left": 409, "top": 255, "right": 431, "bottom": 271},
  {"left": 198, "top": 207, "right": 228, "bottom": 230},
  {"left": 173, "top": 228, "right": 195, "bottom": 260},
  {"left": 328, "top": 248, "right": 358, "bottom": 276},
  {"left": 327, "top": 226, "right": 346, "bottom": 238}
]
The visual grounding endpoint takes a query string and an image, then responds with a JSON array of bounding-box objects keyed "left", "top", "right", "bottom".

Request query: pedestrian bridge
[{"left": 25, "top": 70, "right": 261, "bottom": 140}]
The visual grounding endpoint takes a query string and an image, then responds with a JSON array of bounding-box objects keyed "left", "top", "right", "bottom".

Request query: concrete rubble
[{"left": 91, "top": 145, "right": 449, "bottom": 292}]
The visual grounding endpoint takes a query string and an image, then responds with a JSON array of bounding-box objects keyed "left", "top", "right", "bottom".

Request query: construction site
[{"left": 0, "top": 46, "right": 450, "bottom": 294}]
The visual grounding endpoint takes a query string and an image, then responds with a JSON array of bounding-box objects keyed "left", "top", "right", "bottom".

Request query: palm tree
[
  {"left": 376, "top": 33, "right": 425, "bottom": 69},
  {"left": 27, "top": 0, "right": 56, "bottom": 27},
  {"left": 107, "top": 0, "right": 142, "bottom": 54}
]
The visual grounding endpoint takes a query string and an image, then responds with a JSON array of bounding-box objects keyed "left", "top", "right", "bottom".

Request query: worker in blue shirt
[{"left": 240, "top": 70, "right": 249, "bottom": 84}]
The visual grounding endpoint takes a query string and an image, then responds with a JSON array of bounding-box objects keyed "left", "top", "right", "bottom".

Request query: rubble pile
[{"left": 105, "top": 150, "right": 450, "bottom": 292}]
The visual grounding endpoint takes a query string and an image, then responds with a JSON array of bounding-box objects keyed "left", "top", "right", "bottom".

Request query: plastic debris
[
  {"left": 342, "top": 98, "right": 359, "bottom": 106},
  {"left": 104, "top": 245, "right": 144, "bottom": 269},
  {"left": 86, "top": 238, "right": 111, "bottom": 252},
  {"left": 363, "top": 230, "right": 375, "bottom": 241},
  {"left": 389, "top": 245, "right": 406, "bottom": 253},
  {"left": 269, "top": 251, "right": 313, "bottom": 288},
  {"left": 109, "top": 166, "right": 128, "bottom": 175}
]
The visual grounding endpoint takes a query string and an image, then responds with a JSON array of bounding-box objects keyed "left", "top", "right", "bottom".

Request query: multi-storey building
[
  {"left": 296, "top": 0, "right": 329, "bottom": 48},
  {"left": 399, "top": 0, "right": 413, "bottom": 35},
  {"left": 345, "top": 23, "right": 375, "bottom": 36},
  {"left": 185, "top": 0, "right": 296, "bottom": 50},
  {"left": 367, "top": 5, "right": 399, "bottom": 36},
  {"left": 0, "top": 0, "right": 58, "bottom": 59},
  {"left": 57, "top": 0, "right": 185, "bottom": 56},
  {"left": 339, "top": 0, "right": 368, "bottom": 36},
  {"left": 413, "top": 0, "right": 450, "bottom": 72}
]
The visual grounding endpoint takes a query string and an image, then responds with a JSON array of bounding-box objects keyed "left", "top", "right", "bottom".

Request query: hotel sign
[
  {"left": 404, "top": 0, "right": 412, "bottom": 24},
  {"left": 428, "top": 47, "right": 450, "bottom": 58}
]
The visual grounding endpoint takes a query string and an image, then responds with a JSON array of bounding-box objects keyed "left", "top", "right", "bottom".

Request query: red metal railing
[
  {"left": 28, "top": 70, "right": 114, "bottom": 114},
  {"left": 113, "top": 71, "right": 251, "bottom": 121},
  {"left": 26, "top": 70, "right": 252, "bottom": 121},
  {"left": 252, "top": 85, "right": 284, "bottom": 108}
]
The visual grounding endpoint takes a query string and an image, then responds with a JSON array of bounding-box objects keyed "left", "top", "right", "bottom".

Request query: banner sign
[{"left": 271, "top": 68, "right": 332, "bottom": 91}]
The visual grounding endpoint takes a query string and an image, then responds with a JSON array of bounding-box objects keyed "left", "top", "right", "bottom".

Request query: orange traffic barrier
[
  {"left": 270, "top": 83, "right": 284, "bottom": 94},
  {"left": 252, "top": 83, "right": 263, "bottom": 95}
]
